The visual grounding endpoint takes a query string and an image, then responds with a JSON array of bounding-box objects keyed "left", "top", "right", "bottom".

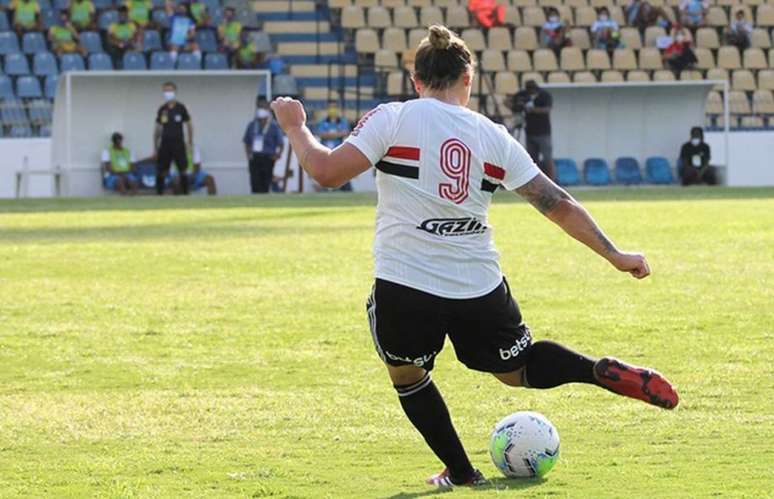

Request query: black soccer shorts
[{"left": 365, "top": 277, "right": 532, "bottom": 373}]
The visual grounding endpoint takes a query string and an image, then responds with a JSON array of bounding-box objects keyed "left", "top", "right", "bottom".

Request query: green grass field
[{"left": 1, "top": 188, "right": 772, "bottom": 498}]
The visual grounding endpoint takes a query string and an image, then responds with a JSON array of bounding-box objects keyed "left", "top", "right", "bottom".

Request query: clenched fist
[
  {"left": 270, "top": 97, "right": 307, "bottom": 133},
  {"left": 609, "top": 251, "right": 651, "bottom": 279}
]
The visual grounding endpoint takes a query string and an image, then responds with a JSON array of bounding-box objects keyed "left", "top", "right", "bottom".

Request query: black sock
[
  {"left": 524, "top": 340, "right": 599, "bottom": 388},
  {"left": 156, "top": 173, "right": 165, "bottom": 195},
  {"left": 395, "top": 374, "right": 474, "bottom": 483},
  {"left": 180, "top": 172, "right": 189, "bottom": 195}
]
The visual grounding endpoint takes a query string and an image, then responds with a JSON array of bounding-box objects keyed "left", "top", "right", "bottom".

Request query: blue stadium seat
[
  {"left": 204, "top": 52, "right": 227, "bottom": 70},
  {"left": 44, "top": 74, "right": 59, "bottom": 98},
  {"left": 0, "top": 11, "right": 10, "bottom": 31},
  {"left": 122, "top": 51, "right": 147, "bottom": 70},
  {"left": 150, "top": 51, "right": 174, "bottom": 70},
  {"left": 210, "top": 6, "right": 223, "bottom": 25},
  {"left": 38, "top": 0, "right": 52, "bottom": 10},
  {"left": 60, "top": 53, "right": 86, "bottom": 71},
  {"left": 98, "top": 10, "right": 119, "bottom": 31},
  {"left": 39, "top": 124, "right": 52, "bottom": 137},
  {"left": 1, "top": 98, "right": 28, "bottom": 126},
  {"left": 176, "top": 52, "right": 201, "bottom": 70},
  {"left": 53, "top": 0, "right": 69, "bottom": 11},
  {"left": 202, "top": 0, "right": 220, "bottom": 12},
  {"left": 88, "top": 52, "right": 113, "bottom": 70},
  {"left": 10, "top": 125, "right": 33, "bottom": 137},
  {"left": 80, "top": 31, "right": 103, "bottom": 53},
  {"left": 151, "top": 0, "right": 164, "bottom": 8},
  {"left": 93, "top": 0, "right": 113, "bottom": 8},
  {"left": 195, "top": 29, "right": 217, "bottom": 53},
  {"left": 583, "top": 158, "right": 611, "bottom": 186},
  {"left": 33, "top": 51, "right": 58, "bottom": 76},
  {"left": 614, "top": 157, "right": 643, "bottom": 185},
  {"left": 5, "top": 53, "right": 30, "bottom": 75},
  {"left": 22, "top": 32, "right": 47, "bottom": 55},
  {"left": 0, "top": 32, "right": 20, "bottom": 55},
  {"left": 16, "top": 76, "right": 42, "bottom": 98},
  {"left": 143, "top": 30, "right": 162, "bottom": 52},
  {"left": 645, "top": 157, "right": 675, "bottom": 184},
  {"left": 0, "top": 75, "right": 14, "bottom": 99},
  {"left": 555, "top": 158, "right": 581, "bottom": 186},
  {"left": 151, "top": 9, "right": 169, "bottom": 29},
  {"left": 40, "top": 8, "right": 58, "bottom": 29}
]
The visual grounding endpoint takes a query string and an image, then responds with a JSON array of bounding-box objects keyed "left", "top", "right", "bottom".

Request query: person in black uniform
[
  {"left": 679, "top": 126, "right": 717, "bottom": 186},
  {"left": 511, "top": 80, "right": 555, "bottom": 181},
  {"left": 153, "top": 81, "right": 194, "bottom": 195}
]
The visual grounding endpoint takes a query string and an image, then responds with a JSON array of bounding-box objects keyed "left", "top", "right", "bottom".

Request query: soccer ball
[{"left": 489, "top": 411, "right": 560, "bottom": 478}]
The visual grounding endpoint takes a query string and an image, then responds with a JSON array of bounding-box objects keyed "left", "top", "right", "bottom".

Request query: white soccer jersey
[{"left": 345, "top": 98, "right": 540, "bottom": 299}]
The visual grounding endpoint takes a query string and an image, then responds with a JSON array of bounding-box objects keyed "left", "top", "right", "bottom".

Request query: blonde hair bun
[{"left": 428, "top": 25, "right": 452, "bottom": 50}]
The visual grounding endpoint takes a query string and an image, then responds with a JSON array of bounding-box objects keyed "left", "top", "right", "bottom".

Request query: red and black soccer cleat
[
  {"left": 594, "top": 357, "right": 679, "bottom": 410},
  {"left": 426, "top": 468, "right": 486, "bottom": 489}
]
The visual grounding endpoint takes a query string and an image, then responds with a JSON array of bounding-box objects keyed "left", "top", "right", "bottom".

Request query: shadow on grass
[{"left": 383, "top": 477, "right": 547, "bottom": 498}]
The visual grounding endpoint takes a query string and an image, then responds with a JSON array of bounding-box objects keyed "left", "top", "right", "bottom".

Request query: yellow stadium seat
[
  {"left": 387, "top": 71, "right": 407, "bottom": 95},
  {"left": 341, "top": 6, "right": 366, "bottom": 28},
  {"left": 522, "top": 7, "right": 546, "bottom": 27},
  {"left": 520, "top": 72, "right": 545, "bottom": 86},
  {"left": 419, "top": 6, "right": 444, "bottom": 26},
  {"left": 653, "top": 70, "right": 675, "bottom": 81},
  {"left": 694, "top": 48, "right": 715, "bottom": 70},
  {"left": 402, "top": 47, "right": 416, "bottom": 70},
  {"left": 705, "top": 91, "right": 723, "bottom": 114},
  {"left": 507, "top": 49, "right": 532, "bottom": 71},
  {"left": 382, "top": 0, "right": 405, "bottom": 7},
  {"left": 732, "top": 69, "right": 757, "bottom": 91},
  {"left": 481, "top": 49, "right": 506, "bottom": 71},
  {"left": 560, "top": 46, "right": 585, "bottom": 71},
  {"left": 383, "top": 27, "right": 408, "bottom": 53},
  {"left": 716, "top": 114, "right": 739, "bottom": 129},
  {"left": 573, "top": 71, "right": 597, "bottom": 83},
  {"left": 569, "top": 28, "right": 591, "bottom": 49},
  {"left": 367, "top": 7, "right": 392, "bottom": 28},
  {"left": 407, "top": 0, "right": 433, "bottom": 6},
  {"left": 589, "top": 0, "right": 615, "bottom": 6},
  {"left": 394, "top": 6, "right": 419, "bottom": 28},
  {"left": 644, "top": 26, "right": 666, "bottom": 47},
  {"left": 752, "top": 89, "right": 774, "bottom": 114},
  {"left": 556, "top": 5, "right": 573, "bottom": 23},
  {"left": 408, "top": 28, "right": 426, "bottom": 50},
  {"left": 706, "top": 7, "right": 728, "bottom": 27},
  {"left": 355, "top": 29, "right": 380, "bottom": 53},
  {"left": 488, "top": 27, "right": 513, "bottom": 51},
  {"left": 729, "top": 91, "right": 751, "bottom": 113},
  {"left": 601, "top": 70, "right": 625, "bottom": 82},
  {"left": 541, "top": 0, "right": 563, "bottom": 6},
  {"left": 620, "top": 28, "right": 642, "bottom": 50},
  {"left": 609, "top": 6, "right": 626, "bottom": 25},
  {"left": 696, "top": 27, "right": 719, "bottom": 49},
  {"left": 626, "top": 70, "right": 650, "bottom": 81},
  {"left": 495, "top": 71, "right": 519, "bottom": 94},
  {"left": 743, "top": 48, "right": 767, "bottom": 69},
  {"left": 613, "top": 48, "right": 638, "bottom": 70},
  {"left": 433, "top": 0, "right": 460, "bottom": 8},
  {"left": 461, "top": 28, "right": 486, "bottom": 52},
  {"left": 759, "top": 69, "right": 774, "bottom": 91},
  {"left": 707, "top": 68, "right": 729, "bottom": 90},
  {"left": 566, "top": 0, "right": 589, "bottom": 8},
  {"left": 329, "top": 0, "right": 351, "bottom": 8},
  {"left": 574, "top": 6, "right": 597, "bottom": 27},
  {"left": 503, "top": 6, "right": 521, "bottom": 26},
  {"left": 586, "top": 49, "right": 611, "bottom": 70},
  {"left": 740, "top": 115, "right": 764, "bottom": 128},
  {"left": 446, "top": 6, "right": 470, "bottom": 29},
  {"left": 513, "top": 0, "right": 537, "bottom": 7},
  {"left": 751, "top": 28, "right": 771, "bottom": 49},
  {"left": 680, "top": 69, "right": 702, "bottom": 80},
  {"left": 717, "top": 46, "right": 741, "bottom": 70},
  {"left": 534, "top": 48, "right": 559, "bottom": 71},
  {"left": 639, "top": 47, "right": 663, "bottom": 70},
  {"left": 757, "top": 4, "right": 774, "bottom": 27},
  {"left": 548, "top": 71, "right": 572, "bottom": 83},
  {"left": 353, "top": 0, "right": 379, "bottom": 6},
  {"left": 514, "top": 27, "right": 538, "bottom": 50},
  {"left": 375, "top": 49, "right": 399, "bottom": 69}
]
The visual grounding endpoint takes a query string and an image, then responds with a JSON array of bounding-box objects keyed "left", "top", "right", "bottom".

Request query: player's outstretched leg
[
  {"left": 593, "top": 356, "right": 679, "bottom": 409},
  {"left": 388, "top": 365, "right": 485, "bottom": 489}
]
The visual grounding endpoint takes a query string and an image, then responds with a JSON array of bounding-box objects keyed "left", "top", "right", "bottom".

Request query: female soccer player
[{"left": 270, "top": 25, "right": 679, "bottom": 489}]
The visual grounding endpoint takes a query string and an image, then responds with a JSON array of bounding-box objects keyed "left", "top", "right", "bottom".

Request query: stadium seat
[
  {"left": 93, "top": 0, "right": 113, "bottom": 8},
  {"left": 645, "top": 157, "right": 674, "bottom": 184},
  {"left": 204, "top": 52, "right": 228, "bottom": 70},
  {"left": 481, "top": 49, "right": 505, "bottom": 71},
  {"left": 627, "top": 70, "right": 650, "bottom": 81},
  {"left": 274, "top": 74, "right": 299, "bottom": 96},
  {"left": 514, "top": 27, "right": 538, "bottom": 51},
  {"left": 386, "top": 71, "right": 405, "bottom": 96},
  {"left": 0, "top": 75, "right": 14, "bottom": 99},
  {"left": 705, "top": 90, "right": 723, "bottom": 114},
  {"left": 60, "top": 53, "right": 85, "bottom": 72},
  {"left": 644, "top": 26, "right": 666, "bottom": 47},
  {"left": 488, "top": 27, "right": 512, "bottom": 51},
  {"left": 354, "top": 0, "right": 379, "bottom": 6},
  {"left": 10, "top": 125, "right": 33, "bottom": 138},
  {"left": 98, "top": 10, "right": 119, "bottom": 31},
  {"left": 33, "top": 51, "right": 58, "bottom": 76},
  {"left": 495, "top": 71, "right": 518, "bottom": 94},
  {"left": 123, "top": 51, "right": 147, "bottom": 70},
  {"left": 706, "top": 6, "right": 727, "bottom": 27},
  {"left": 394, "top": 6, "right": 418, "bottom": 28},
  {"left": 176, "top": 53, "right": 201, "bottom": 70},
  {"left": 80, "top": 31, "right": 103, "bottom": 53},
  {"left": 706, "top": 68, "right": 729, "bottom": 89},
  {"left": 53, "top": 0, "right": 68, "bottom": 10},
  {"left": 22, "top": 32, "right": 47, "bottom": 55},
  {"left": 520, "top": 72, "right": 544, "bottom": 86},
  {"left": 694, "top": 47, "right": 715, "bottom": 70},
  {"left": 407, "top": 28, "right": 425, "bottom": 51},
  {"left": 461, "top": 29, "right": 486, "bottom": 52},
  {"left": 533, "top": 48, "right": 558, "bottom": 72},
  {"left": 382, "top": 0, "right": 404, "bottom": 8},
  {"left": 759, "top": 70, "right": 774, "bottom": 91},
  {"left": 560, "top": 47, "right": 585, "bottom": 71},
  {"left": 195, "top": 30, "right": 218, "bottom": 53},
  {"left": 717, "top": 46, "right": 741, "bottom": 70},
  {"left": 44, "top": 74, "right": 59, "bottom": 99},
  {"left": 600, "top": 70, "right": 625, "bottom": 82},
  {"left": 739, "top": 116, "right": 764, "bottom": 128},
  {"left": 5, "top": 53, "right": 30, "bottom": 75},
  {"left": 583, "top": 158, "right": 611, "bottom": 185},
  {"left": 752, "top": 90, "right": 774, "bottom": 114},
  {"left": 743, "top": 48, "right": 767, "bottom": 69},
  {"left": 0, "top": 11, "right": 8, "bottom": 31},
  {"left": 751, "top": 29, "right": 771, "bottom": 49},
  {"left": 152, "top": 8, "right": 170, "bottom": 29},
  {"left": 522, "top": 6, "right": 546, "bottom": 27},
  {"left": 569, "top": 28, "right": 591, "bottom": 49},
  {"left": 574, "top": 6, "right": 596, "bottom": 27},
  {"left": 696, "top": 27, "right": 719, "bottom": 49},
  {"left": 680, "top": 69, "right": 703, "bottom": 81},
  {"left": 367, "top": 7, "right": 391, "bottom": 29},
  {"left": 0, "top": 32, "right": 20, "bottom": 55},
  {"left": 419, "top": 6, "right": 443, "bottom": 26},
  {"left": 573, "top": 71, "right": 596, "bottom": 83},
  {"left": 383, "top": 27, "right": 407, "bottom": 53},
  {"left": 142, "top": 30, "right": 163, "bottom": 53},
  {"left": 445, "top": 6, "right": 469, "bottom": 29},
  {"left": 732, "top": 69, "right": 756, "bottom": 91},
  {"left": 374, "top": 49, "right": 398, "bottom": 69},
  {"left": 507, "top": 50, "right": 532, "bottom": 72},
  {"left": 555, "top": 158, "right": 581, "bottom": 186},
  {"left": 89, "top": 52, "right": 113, "bottom": 70},
  {"left": 613, "top": 49, "right": 637, "bottom": 70},
  {"left": 249, "top": 31, "right": 272, "bottom": 53},
  {"left": 41, "top": 8, "right": 58, "bottom": 29},
  {"left": 757, "top": 4, "right": 774, "bottom": 27},
  {"left": 16, "top": 76, "right": 42, "bottom": 98},
  {"left": 355, "top": 28, "right": 379, "bottom": 53},
  {"left": 614, "top": 157, "right": 643, "bottom": 185},
  {"left": 503, "top": 6, "right": 520, "bottom": 26},
  {"left": 150, "top": 51, "right": 175, "bottom": 70},
  {"left": 639, "top": 47, "right": 663, "bottom": 70},
  {"left": 729, "top": 90, "right": 751, "bottom": 114},
  {"left": 653, "top": 70, "right": 675, "bottom": 81},
  {"left": 586, "top": 49, "right": 611, "bottom": 70},
  {"left": 619, "top": 28, "right": 642, "bottom": 50},
  {"left": 548, "top": 71, "right": 571, "bottom": 83}
]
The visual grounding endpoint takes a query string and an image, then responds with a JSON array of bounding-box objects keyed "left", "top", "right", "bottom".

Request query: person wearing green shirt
[
  {"left": 49, "top": 10, "right": 86, "bottom": 56},
  {"left": 107, "top": 6, "right": 141, "bottom": 69},
  {"left": 189, "top": 0, "right": 210, "bottom": 28},
  {"left": 235, "top": 35, "right": 263, "bottom": 69},
  {"left": 11, "top": 0, "right": 41, "bottom": 36},
  {"left": 101, "top": 132, "right": 139, "bottom": 195},
  {"left": 218, "top": 6, "right": 241, "bottom": 63},
  {"left": 69, "top": 0, "right": 95, "bottom": 31},
  {"left": 124, "top": 0, "right": 152, "bottom": 29}
]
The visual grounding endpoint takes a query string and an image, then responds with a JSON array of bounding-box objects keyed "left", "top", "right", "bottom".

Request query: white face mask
[
  {"left": 256, "top": 109, "right": 270, "bottom": 120},
  {"left": 676, "top": 34, "right": 685, "bottom": 43},
  {"left": 163, "top": 91, "right": 175, "bottom": 102},
  {"left": 549, "top": 15, "right": 559, "bottom": 23},
  {"left": 599, "top": 14, "right": 609, "bottom": 21},
  {"left": 691, "top": 138, "right": 701, "bottom": 146}
]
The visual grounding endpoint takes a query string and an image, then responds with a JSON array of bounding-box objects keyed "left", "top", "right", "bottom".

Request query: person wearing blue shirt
[
  {"left": 243, "top": 99, "right": 284, "bottom": 193},
  {"left": 315, "top": 101, "right": 352, "bottom": 191},
  {"left": 166, "top": 2, "right": 200, "bottom": 62}
]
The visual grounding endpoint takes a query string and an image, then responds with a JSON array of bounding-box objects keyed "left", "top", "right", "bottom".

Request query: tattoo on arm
[
  {"left": 514, "top": 173, "right": 571, "bottom": 214},
  {"left": 592, "top": 224, "right": 617, "bottom": 254}
]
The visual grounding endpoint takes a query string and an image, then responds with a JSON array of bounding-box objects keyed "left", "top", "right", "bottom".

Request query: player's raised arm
[
  {"left": 514, "top": 172, "right": 651, "bottom": 279},
  {"left": 270, "top": 97, "right": 371, "bottom": 188}
]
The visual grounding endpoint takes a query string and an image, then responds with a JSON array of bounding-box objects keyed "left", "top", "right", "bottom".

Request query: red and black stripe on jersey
[
  {"left": 482, "top": 162, "right": 505, "bottom": 193},
  {"left": 376, "top": 146, "right": 421, "bottom": 179}
]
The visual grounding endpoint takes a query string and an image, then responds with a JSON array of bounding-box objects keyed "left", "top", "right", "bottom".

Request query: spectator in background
[
  {"left": 69, "top": 0, "right": 96, "bottom": 31},
  {"left": 591, "top": 7, "right": 621, "bottom": 51},
  {"left": 189, "top": 0, "right": 211, "bottom": 28},
  {"left": 125, "top": 0, "right": 153, "bottom": 30},
  {"left": 234, "top": 35, "right": 262, "bottom": 69},
  {"left": 679, "top": 127, "right": 717, "bottom": 185},
  {"left": 540, "top": 7, "right": 570, "bottom": 56},
  {"left": 243, "top": 102, "right": 284, "bottom": 194},
  {"left": 663, "top": 25, "right": 697, "bottom": 74},
  {"left": 153, "top": 81, "right": 194, "bottom": 195},
  {"left": 49, "top": 10, "right": 87, "bottom": 57},
  {"left": 101, "top": 132, "right": 139, "bottom": 195},
  {"left": 266, "top": 50, "right": 286, "bottom": 75},
  {"left": 315, "top": 101, "right": 352, "bottom": 191},
  {"left": 512, "top": 80, "right": 555, "bottom": 180},
  {"left": 218, "top": 6, "right": 242, "bottom": 63},
  {"left": 166, "top": 1, "right": 200, "bottom": 62},
  {"left": 679, "top": 0, "right": 708, "bottom": 30},
  {"left": 726, "top": 9, "right": 752, "bottom": 51},
  {"left": 467, "top": 0, "right": 504, "bottom": 29},
  {"left": 11, "top": 0, "right": 41, "bottom": 37},
  {"left": 170, "top": 145, "right": 217, "bottom": 195},
  {"left": 627, "top": 0, "right": 671, "bottom": 33},
  {"left": 107, "top": 6, "right": 141, "bottom": 69}
]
